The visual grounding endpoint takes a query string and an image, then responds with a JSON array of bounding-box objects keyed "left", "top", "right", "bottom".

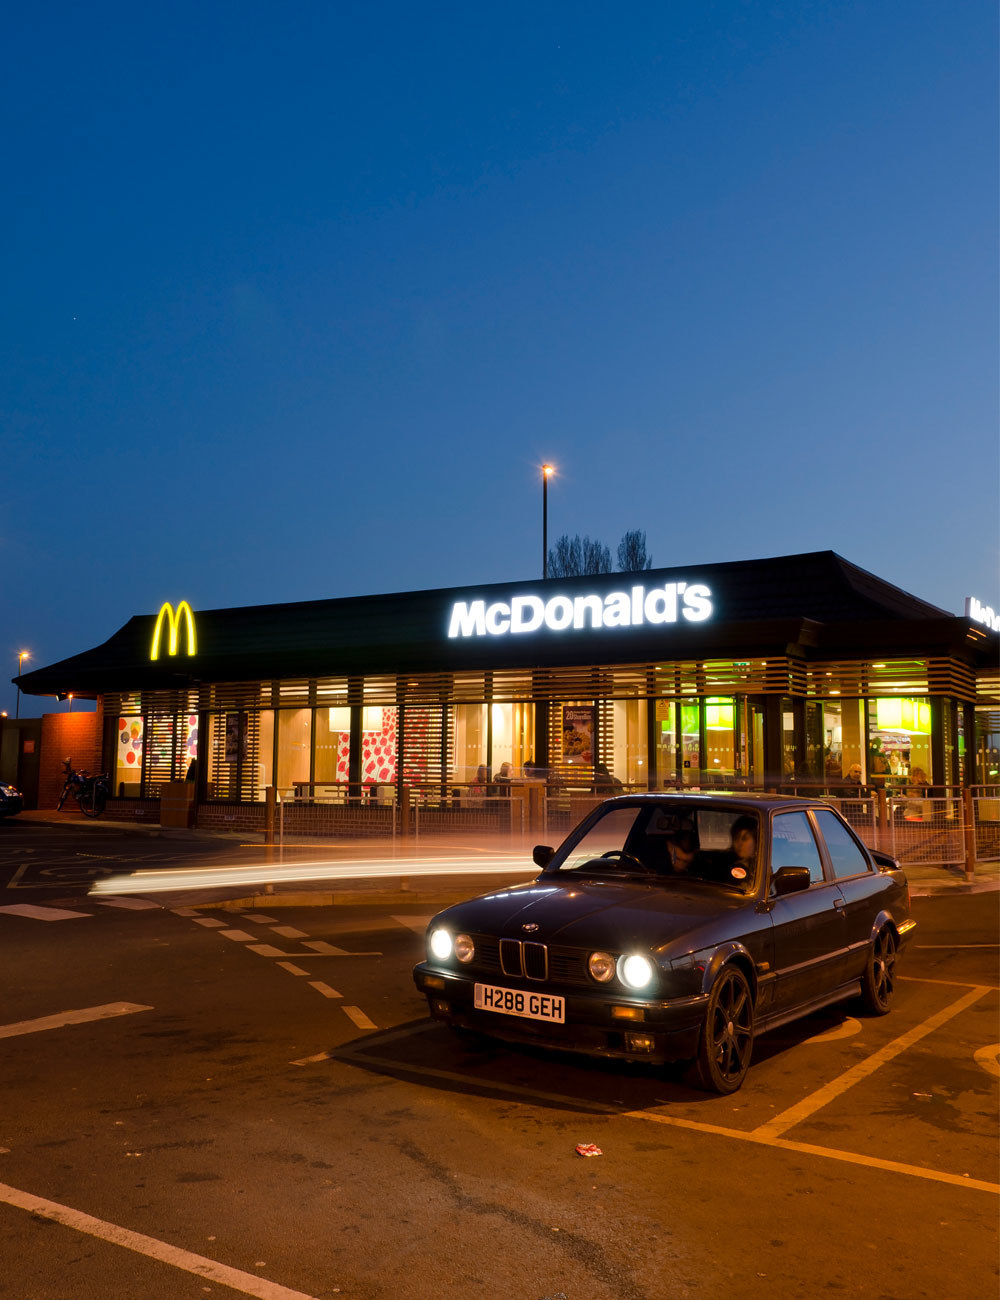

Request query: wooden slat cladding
[{"left": 401, "top": 703, "right": 445, "bottom": 789}]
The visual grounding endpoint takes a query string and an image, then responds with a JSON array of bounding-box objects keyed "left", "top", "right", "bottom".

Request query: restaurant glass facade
[{"left": 102, "top": 657, "right": 987, "bottom": 803}]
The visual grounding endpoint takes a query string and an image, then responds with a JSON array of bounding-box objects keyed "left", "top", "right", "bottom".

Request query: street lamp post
[
  {"left": 15, "top": 651, "right": 29, "bottom": 720},
  {"left": 542, "top": 464, "right": 554, "bottom": 579}
]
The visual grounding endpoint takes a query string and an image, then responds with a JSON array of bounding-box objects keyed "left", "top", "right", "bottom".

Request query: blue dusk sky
[{"left": 2, "top": 1, "right": 997, "bottom": 714}]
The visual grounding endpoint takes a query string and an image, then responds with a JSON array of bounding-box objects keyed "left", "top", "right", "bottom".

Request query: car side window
[
  {"left": 770, "top": 812, "right": 825, "bottom": 884},
  {"left": 814, "top": 809, "right": 871, "bottom": 879}
]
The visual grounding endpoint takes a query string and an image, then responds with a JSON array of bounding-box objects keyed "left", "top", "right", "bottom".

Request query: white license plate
[{"left": 474, "top": 983, "right": 565, "bottom": 1023}]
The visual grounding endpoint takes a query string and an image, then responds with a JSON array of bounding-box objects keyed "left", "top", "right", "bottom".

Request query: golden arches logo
[{"left": 150, "top": 601, "right": 197, "bottom": 660}]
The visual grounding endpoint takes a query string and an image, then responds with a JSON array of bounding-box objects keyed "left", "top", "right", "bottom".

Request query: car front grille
[{"left": 471, "top": 935, "right": 591, "bottom": 987}]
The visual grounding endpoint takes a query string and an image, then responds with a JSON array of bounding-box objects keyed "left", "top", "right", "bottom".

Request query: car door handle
[{"left": 833, "top": 898, "right": 846, "bottom": 911}]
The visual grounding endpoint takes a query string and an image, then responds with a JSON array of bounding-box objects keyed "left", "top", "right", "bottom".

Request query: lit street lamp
[
  {"left": 15, "top": 650, "right": 29, "bottom": 720},
  {"left": 542, "top": 464, "right": 555, "bottom": 579}
]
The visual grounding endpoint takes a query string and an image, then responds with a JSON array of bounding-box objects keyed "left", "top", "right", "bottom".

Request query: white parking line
[
  {"left": 219, "top": 930, "right": 256, "bottom": 942},
  {"left": 0, "top": 904, "right": 89, "bottom": 921},
  {"left": 192, "top": 917, "right": 227, "bottom": 928},
  {"left": 0, "top": 1003, "right": 153, "bottom": 1040},
  {"left": 0, "top": 1180, "right": 326, "bottom": 1300},
  {"left": 247, "top": 944, "right": 287, "bottom": 958},
  {"left": 308, "top": 982, "right": 342, "bottom": 999},
  {"left": 302, "top": 940, "right": 349, "bottom": 955},
  {"left": 752, "top": 986, "right": 990, "bottom": 1141},
  {"left": 277, "top": 962, "right": 310, "bottom": 976},
  {"left": 270, "top": 926, "right": 307, "bottom": 940},
  {"left": 342, "top": 1006, "right": 376, "bottom": 1030}
]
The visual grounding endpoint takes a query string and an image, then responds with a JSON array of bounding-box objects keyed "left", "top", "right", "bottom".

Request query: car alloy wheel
[
  {"left": 694, "top": 965, "right": 754, "bottom": 1094},
  {"left": 860, "top": 926, "right": 897, "bottom": 1015}
]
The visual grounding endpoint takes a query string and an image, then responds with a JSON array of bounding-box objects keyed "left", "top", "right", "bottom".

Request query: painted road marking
[
  {"left": 292, "top": 1051, "right": 332, "bottom": 1066},
  {"left": 92, "top": 897, "right": 162, "bottom": 910},
  {"left": 234, "top": 913, "right": 278, "bottom": 924},
  {"left": 0, "top": 904, "right": 89, "bottom": 921},
  {"left": 247, "top": 944, "right": 287, "bottom": 958},
  {"left": 0, "top": 1180, "right": 326, "bottom": 1300},
  {"left": 277, "top": 962, "right": 310, "bottom": 976},
  {"left": 171, "top": 908, "right": 201, "bottom": 916},
  {"left": 302, "top": 940, "right": 349, "bottom": 955},
  {"left": 916, "top": 944, "right": 999, "bottom": 950},
  {"left": 308, "top": 982, "right": 342, "bottom": 999},
  {"left": 270, "top": 926, "right": 307, "bottom": 939},
  {"left": 342, "top": 1006, "right": 377, "bottom": 1030},
  {"left": 625, "top": 1111, "right": 1000, "bottom": 1195},
  {"left": 974, "top": 1044, "right": 1000, "bottom": 1079},
  {"left": 192, "top": 917, "right": 226, "bottom": 928},
  {"left": 219, "top": 929, "right": 256, "bottom": 942},
  {"left": 0, "top": 1003, "right": 153, "bottom": 1040},
  {"left": 752, "top": 986, "right": 990, "bottom": 1141},
  {"left": 800, "top": 1016, "right": 861, "bottom": 1044}
]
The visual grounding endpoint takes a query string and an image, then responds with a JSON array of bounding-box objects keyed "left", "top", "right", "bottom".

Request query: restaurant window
[
  {"left": 256, "top": 710, "right": 274, "bottom": 798},
  {"left": 655, "top": 701, "right": 677, "bottom": 788},
  {"left": 680, "top": 701, "right": 700, "bottom": 786},
  {"left": 704, "top": 697, "right": 736, "bottom": 785},
  {"left": 490, "top": 702, "right": 535, "bottom": 779},
  {"left": 316, "top": 706, "right": 350, "bottom": 785},
  {"left": 277, "top": 709, "right": 312, "bottom": 792},
  {"left": 609, "top": 698, "right": 647, "bottom": 787},
  {"left": 361, "top": 705, "right": 397, "bottom": 787},
  {"left": 116, "top": 716, "right": 144, "bottom": 795},
  {"left": 206, "top": 710, "right": 269, "bottom": 801},
  {"left": 452, "top": 704, "right": 487, "bottom": 783},
  {"left": 868, "top": 698, "right": 932, "bottom": 786},
  {"left": 821, "top": 700, "right": 865, "bottom": 785}
]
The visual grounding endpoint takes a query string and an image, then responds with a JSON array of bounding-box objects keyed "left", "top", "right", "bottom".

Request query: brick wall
[
  {"left": 195, "top": 803, "right": 267, "bottom": 834},
  {"left": 38, "top": 708, "right": 104, "bottom": 816}
]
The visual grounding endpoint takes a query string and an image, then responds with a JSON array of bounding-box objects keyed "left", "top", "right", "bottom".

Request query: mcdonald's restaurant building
[{"left": 15, "top": 551, "right": 1000, "bottom": 828}]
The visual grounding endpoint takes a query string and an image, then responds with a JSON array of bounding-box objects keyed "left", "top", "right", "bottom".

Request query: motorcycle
[{"left": 57, "top": 758, "right": 110, "bottom": 818}]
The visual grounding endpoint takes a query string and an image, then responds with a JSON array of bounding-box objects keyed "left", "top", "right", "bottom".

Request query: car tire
[
  {"left": 859, "top": 926, "right": 897, "bottom": 1015},
  {"left": 692, "top": 965, "right": 754, "bottom": 1094}
]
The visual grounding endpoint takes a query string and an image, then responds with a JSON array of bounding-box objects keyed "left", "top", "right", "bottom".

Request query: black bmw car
[{"left": 413, "top": 794, "right": 915, "bottom": 1093}]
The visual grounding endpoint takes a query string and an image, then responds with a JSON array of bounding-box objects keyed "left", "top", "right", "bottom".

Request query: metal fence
[{"left": 255, "top": 780, "right": 1000, "bottom": 877}]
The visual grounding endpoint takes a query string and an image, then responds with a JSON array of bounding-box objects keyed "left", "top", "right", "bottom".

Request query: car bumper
[
  {"left": 0, "top": 797, "right": 23, "bottom": 818},
  {"left": 412, "top": 962, "right": 706, "bottom": 1064}
]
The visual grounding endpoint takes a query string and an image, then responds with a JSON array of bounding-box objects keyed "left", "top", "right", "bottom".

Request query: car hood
[{"left": 433, "top": 875, "right": 752, "bottom": 956}]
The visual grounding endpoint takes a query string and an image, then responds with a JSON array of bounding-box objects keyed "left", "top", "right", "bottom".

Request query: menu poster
[
  {"left": 562, "top": 706, "right": 595, "bottom": 765},
  {"left": 225, "top": 712, "right": 248, "bottom": 765}
]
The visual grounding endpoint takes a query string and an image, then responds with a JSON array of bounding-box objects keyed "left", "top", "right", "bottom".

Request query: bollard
[
  {"left": 876, "top": 788, "right": 889, "bottom": 853},
  {"left": 264, "top": 785, "right": 276, "bottom": 847},
  {"left": 399, "top": 786, "right": 411, "bottom": 837},
  {"left": 962, "top": 787, "right": 977, "bottom": 883}
]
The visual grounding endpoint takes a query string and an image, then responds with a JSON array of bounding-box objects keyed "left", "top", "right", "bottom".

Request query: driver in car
[{"left": 667, "top": 831, "right": 699, "bottom": 874}]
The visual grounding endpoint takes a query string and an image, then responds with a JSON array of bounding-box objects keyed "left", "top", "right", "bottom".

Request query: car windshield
[{"left": 549, "top": 802, "right": 762, "bottom": 892}]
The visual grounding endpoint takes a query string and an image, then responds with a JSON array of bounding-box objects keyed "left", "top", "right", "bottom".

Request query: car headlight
[
  {"left": 429, "top": 928, "right": 453, "bottom": 961},
  {"left": 588, "top": 951, "right": 616, "bottom": 982},
  {"left": 454, "top": 934, "right": 475, "bottom": 963},
  {"left": 618, "top": 954, "right": 654, "bottom": 990}
]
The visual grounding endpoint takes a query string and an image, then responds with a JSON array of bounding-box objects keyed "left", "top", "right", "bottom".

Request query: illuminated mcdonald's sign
[{"left": 150, "top": 601, "right": 197, "bottom": 660}]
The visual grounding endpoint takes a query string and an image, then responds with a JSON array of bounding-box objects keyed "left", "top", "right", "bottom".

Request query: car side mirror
[
  {"left": 772, "top": 866, "right": 812, "bottom": 897},
  {"left": 532, "top": 844, "right": 555, "bottom": 869}
]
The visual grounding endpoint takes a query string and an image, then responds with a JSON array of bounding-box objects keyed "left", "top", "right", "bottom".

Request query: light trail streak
[{"left": 88, "top": 854, "right": 536, "bottom": 896}]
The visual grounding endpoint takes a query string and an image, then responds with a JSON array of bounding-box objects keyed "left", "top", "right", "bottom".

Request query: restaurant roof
[{"left": 17, "top": 549, "right": 984, "bottom": 699}]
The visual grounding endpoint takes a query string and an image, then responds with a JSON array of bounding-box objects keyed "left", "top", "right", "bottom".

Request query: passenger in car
[{"left": 728, "top": 816, "right": 758, "bottom": 881}]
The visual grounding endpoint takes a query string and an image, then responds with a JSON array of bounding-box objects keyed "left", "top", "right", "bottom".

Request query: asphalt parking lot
[{"left": 0, "top": 821, "right": 997, "bottom": 1298}]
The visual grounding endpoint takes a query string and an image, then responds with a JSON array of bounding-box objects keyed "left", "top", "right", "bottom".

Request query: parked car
[
  {"left": 413, "top": 793, "right": 915, "bottom": 1093},
  {"left": 0, "top": 783, "right": 24, "bottom": 819}
]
